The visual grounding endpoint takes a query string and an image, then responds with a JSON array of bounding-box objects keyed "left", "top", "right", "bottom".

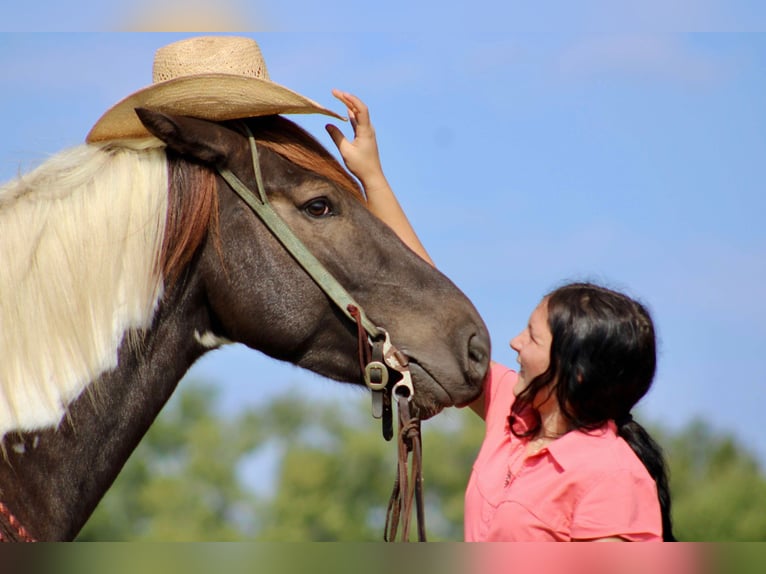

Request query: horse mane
[
  {"left": 0, "top": 140, "right": 169, "bottom": 438},
  {"left": 0, "top": 115, "right": 364, "bottom": 439}
]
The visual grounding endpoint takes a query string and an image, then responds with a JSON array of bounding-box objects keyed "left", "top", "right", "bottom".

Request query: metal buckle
[
  {"left": 364, "top": 361, "right": 389, "bottom": 391},
  {"left": 380, "top": 331, "right": 414, "bottom": 402}
]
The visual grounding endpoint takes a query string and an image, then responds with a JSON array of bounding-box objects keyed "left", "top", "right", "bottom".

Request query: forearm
[{"left": 361, "top": 173, "right": 434, "bottom": 266}]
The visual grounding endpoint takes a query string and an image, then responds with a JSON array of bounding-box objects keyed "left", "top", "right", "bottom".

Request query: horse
[{"left": 0, "top": 110, "right": 490, "bottom": 541}]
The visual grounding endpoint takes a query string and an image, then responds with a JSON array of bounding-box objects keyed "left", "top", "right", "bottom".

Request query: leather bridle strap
[
  {"left": 348, "top": 305, "right": 393, "bottom": 441},
  {"left": 216, "top": 127, "right": 381, "bottom": 339}
]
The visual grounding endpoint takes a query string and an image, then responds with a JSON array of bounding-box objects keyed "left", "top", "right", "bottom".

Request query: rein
[
  {"left": 217, "top": 125, "right": 426, "bottom": 541},
  {"left": 384, "top": 394, "right": 426, "bottom": 542}
]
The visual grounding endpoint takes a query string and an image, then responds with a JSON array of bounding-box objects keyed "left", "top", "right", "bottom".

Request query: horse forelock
[
  {"left": 246, "top": 116, "right": 365, "bottom": 203},
  {"left": 0, "top": 140, "right": 169, "bottom": 439}
]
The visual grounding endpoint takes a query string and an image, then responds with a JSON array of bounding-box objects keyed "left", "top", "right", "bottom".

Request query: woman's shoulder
[
  {"left": 551, "top": 423, "right": 650, "bottom": 478},
  {"left": 560, "top": 425, "right": 662, "bottom": 540}
]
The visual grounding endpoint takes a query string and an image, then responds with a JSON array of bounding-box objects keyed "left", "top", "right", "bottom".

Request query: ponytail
[{"left": 617, "top": 418, "right": 675, "bottom": 541}]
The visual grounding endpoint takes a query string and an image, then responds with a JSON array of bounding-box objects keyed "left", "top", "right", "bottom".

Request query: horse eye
[{"left": 303, "top": 198, "right": 333, "bottom": 218}]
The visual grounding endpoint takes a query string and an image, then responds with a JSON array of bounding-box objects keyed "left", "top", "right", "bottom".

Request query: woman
[{"left": 326, "top": 91, "right": 674, "bottom": 542}]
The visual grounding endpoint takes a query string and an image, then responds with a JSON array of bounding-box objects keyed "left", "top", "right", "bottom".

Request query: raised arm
[
  {"left": 325, "top": 90, "right": 434, "bottom": 266},
  {"left": 327, "top": 90, "right": 489, "bottom": 417}
]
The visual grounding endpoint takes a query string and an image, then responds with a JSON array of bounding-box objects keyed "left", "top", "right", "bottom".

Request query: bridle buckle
[{"left": 364, "top": 361, "right": 389, "bottom": 391}]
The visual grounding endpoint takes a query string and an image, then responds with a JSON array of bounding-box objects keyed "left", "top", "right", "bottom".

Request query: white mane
[{"left": 0, "top": 140, "right": 169, "bottom": 439}]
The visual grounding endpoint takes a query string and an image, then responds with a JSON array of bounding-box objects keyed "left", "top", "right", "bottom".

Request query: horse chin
[{"left": 407, "top": 362, "right": 452, "bottom": 421}]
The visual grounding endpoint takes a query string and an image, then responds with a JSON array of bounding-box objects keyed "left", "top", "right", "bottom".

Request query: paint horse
[{"left": 0, "top": 111, "right": 490, "bottom": 541}]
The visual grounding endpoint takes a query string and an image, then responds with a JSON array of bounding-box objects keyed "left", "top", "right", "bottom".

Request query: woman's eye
[{"left": 303, "top": 198, "right": 333, "bottom": 218}]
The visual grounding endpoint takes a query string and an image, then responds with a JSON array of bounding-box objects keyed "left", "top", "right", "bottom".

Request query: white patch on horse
[
  {"left": 12, "top": 443, "right": 25, "bottom": 455},
  {"left": 194, "top": 330, "right": 233, "bottom": 349},
  {"left": 0, "top": 140, "right": 168, "bottom": 439}
]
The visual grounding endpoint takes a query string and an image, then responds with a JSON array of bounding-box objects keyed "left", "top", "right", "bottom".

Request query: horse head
[{"left": 137, "top": 109, "right": 490, "bottom": 419}]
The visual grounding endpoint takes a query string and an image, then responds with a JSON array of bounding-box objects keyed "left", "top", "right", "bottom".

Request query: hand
[
  {"left": 325, "top": 89, "right": 386, "bottom": 187},
  {"left": 326, "top": 91, "right": 434, "bottom": 265}
]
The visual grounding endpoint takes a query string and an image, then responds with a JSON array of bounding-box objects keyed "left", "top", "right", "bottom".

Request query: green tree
[
  {"left": 660, "top": 419, "right": 766, "bottom": 541},
  {"left": 80, "top": 381, "right": 766, "bottom": 541},
  {"left": 253, "top": 396, "right": 484, "bottom": 541},
  {"left": 78, "top": 381, "right": 264, "bottom": 540}
]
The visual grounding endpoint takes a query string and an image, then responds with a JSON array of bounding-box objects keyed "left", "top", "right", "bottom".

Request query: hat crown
[{"left": 152, "top": 36, "right": 270, "bottom": 84}]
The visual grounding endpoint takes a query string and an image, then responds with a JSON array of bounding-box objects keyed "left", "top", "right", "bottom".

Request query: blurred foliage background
[{"left": 77, "top": 379, "right": 766, "bottom": 541}]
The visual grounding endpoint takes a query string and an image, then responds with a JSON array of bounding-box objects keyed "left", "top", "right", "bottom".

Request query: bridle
[{"left": 217, "top": 124, "right": 426, "bottom": 542}]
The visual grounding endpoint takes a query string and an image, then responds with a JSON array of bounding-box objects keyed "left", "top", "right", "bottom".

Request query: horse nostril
[
  {"left": 468, "top": 338, "right": 484, "bottom": 364},
  {"left": 467, "top": 333, "right": 490, "bottom": 385}
]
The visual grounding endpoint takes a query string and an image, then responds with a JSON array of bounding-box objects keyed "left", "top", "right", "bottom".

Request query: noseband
[{"left": 216, "top": 124, "right": 426, "bottom": 542}]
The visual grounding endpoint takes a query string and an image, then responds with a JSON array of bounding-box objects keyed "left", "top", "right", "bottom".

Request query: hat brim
[{"left": 86, "top": 74, "right": 344, "bottom": 142}]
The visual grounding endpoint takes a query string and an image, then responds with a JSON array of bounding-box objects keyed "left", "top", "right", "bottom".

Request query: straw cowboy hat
[{"left": 86, "top": 35, "right": 343, "bottom": 142}]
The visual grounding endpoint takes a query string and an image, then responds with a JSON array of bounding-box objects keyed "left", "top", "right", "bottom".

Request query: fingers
[
  {"left": 346, "top": 94, "right": 371, "bottom": 128},
  {"left": 324, "top": 123, "right": 347, "bottom": 150},
  {"left": 332, "top": 89, "right": 371, "bottom": 130},
  {"left": 332, "top": 89, "right": 356, "bottom": 133}
]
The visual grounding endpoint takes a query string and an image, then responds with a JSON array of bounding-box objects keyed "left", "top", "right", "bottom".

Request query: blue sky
[
  {"left": 3, "top": 1, "right": 766, "bottom": 31},
  {"left": 1, "top": 30, "right": 765, "bottom": 471}
]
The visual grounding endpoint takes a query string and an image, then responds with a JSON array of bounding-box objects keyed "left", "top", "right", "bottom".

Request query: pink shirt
[{"left": 464, "top": 362, "right": 662, "bottom": 541}]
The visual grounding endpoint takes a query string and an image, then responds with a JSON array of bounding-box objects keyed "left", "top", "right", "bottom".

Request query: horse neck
[{"left": 0, "top": 277, "right": 209, "bottom": 541}]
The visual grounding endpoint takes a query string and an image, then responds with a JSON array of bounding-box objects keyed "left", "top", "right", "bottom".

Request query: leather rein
[{"left": 217, "top": 124, "right": 426, "bottom": 542}]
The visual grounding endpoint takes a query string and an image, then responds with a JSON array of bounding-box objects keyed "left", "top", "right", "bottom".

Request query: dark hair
[{"left": 510, "top": 282, "right": 675, "bottom": 541}]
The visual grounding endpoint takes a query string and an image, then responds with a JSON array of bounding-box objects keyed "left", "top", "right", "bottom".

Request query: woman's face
[{"left": 510, "top": 300, "right": 553, "bottom": 398}]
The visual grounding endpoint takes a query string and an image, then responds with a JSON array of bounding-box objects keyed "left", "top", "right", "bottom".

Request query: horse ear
[{"left": 135, "top": 108, "right": 232, "bottom": 166}]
